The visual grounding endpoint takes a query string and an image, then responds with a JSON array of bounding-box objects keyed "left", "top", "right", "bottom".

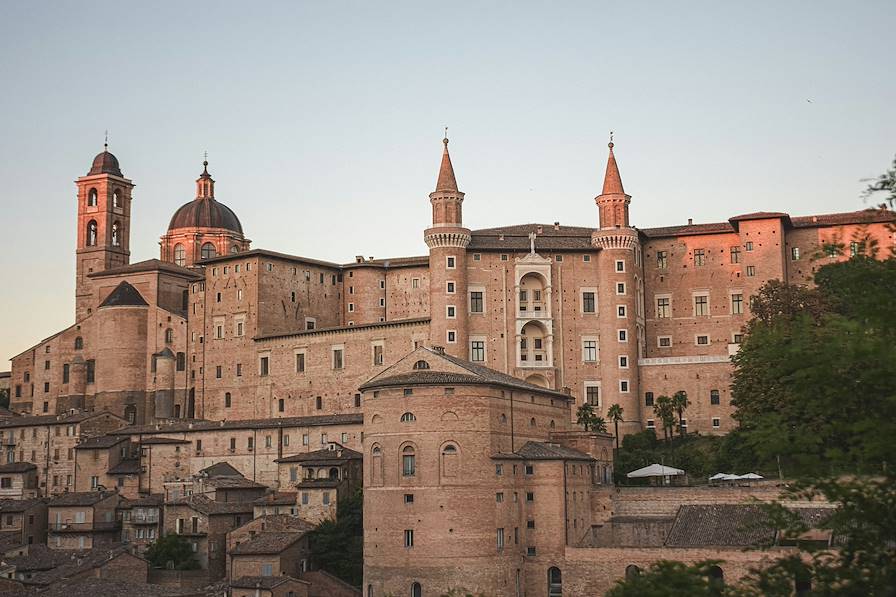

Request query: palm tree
[
  {"left": 653, "top": 395, "right": 675, "bottom": 442},
  {"left": 592, "top": 416, "right": 608, "bottom": 434},
  {"left": 607, "top": 404, "right": 624, "bottom": 449},
  {"left": 672, "top": 390, "right": 690, "bottom": 438},
  {"left": 575, "top": 403, "right": 599, "bottom": 432}
]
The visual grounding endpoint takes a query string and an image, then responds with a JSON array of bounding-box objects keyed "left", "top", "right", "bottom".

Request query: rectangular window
[
  {"left": 236, "top": 363, "right": 242, "bottom": 376},
  {"left": 259, "top": 356, "right": 269, "bottom": 377},
  {"left": 582, "top": 291, "right": 596, "bottom": 313},
  {"left": 731, "top": 293, "right": 744, "bottom": 315},
  {"left": 323, "top": 492, "right": 330, "bottom": 505},
  {"left": 582, "top": 340, "right": 597, "bottom": 363},
  {"left": 495, "top": 464, "right": 503, "bottom": 476},
  {"left": 404, "top": 529, "right": 414, "bottom": 548},
  {"left": 618, "top": 329, "right": 627, "bottom": 342},
  {"left": 404, "top": 493, "right": 414, "bottom": 504},
  {"left": 446, "top": 256, "right": 455, "bottom": 269},
  {"left": 850, "top": 241, "right": 860, "bottom": 256},
  {"left": 745, "top": 241, "right": 754, "bottom": 252},
  {"left": 620, "top": 380, "right": 629, "bottom": 393},
  {"left": 585, "top": 384, "right": 600, "bottom": 406},
  {"left": 696, "top": 335, "right": 710, "bottom": 345},
  {"left": 332, "top": 348, "right": 344, "bottom": 370},
  {"left": 496, "top": 492, "right": 504, "bottom": 503},
  {"left": 694, "top": 295, "right": 709, "bottom": 317},
  {"left": 446, "top": 281, "right": 455, "bottom": 293},
  {"left": 657, "top": 251, "right": 668, "bottom": 269},
  {"left": 447, "top": 330, "right": 456, "bottom": 343},
  {"left": 470, "top": 340, "right": 485, "bottom": 362},
  {"left": 791, "top": 247, "right": 800, "bottom": 260},
  {"left": 658, "top": 336, "right": 672, "bottom": 347},
  {"left": 710, "top": 389, "right": 720, "bottom": 405},
  {"left": 645, "top": 391, "right": 654, "bottom": 406},
  {"left": 656, "top": 297, "right": 670, "bottom": 318},
  {"left": 469, "top": 291, "right": 484, "bottom": 313},
  {"left": 619, "top": 355, "right": 628, "bottom": 368},
  {"left": 733, "top": 333, "right": 744, "bottom": 344},
  {"left": 215, "top": 365, "right": 222, "bottom": 379},
  {"left": 746, "top": 265, "right": 756, "bottom": 277},
  {"left": 583, "top": 254, "right": 591, "bottom": 262},
  {"left": 86, "top": 360, "right": 95, "bottom": 383},
  {"left": 62, "top": 364, "right": 70, "bottom": 384},
  {"left": 348, "top": 303, "right": 354, "bottom": 312},
  {"left": 446, "top": 305, "right": 456, "bottom": 318},
  {"left": 712, "top": 417, "right": 721, "bottom": 428},
  {"left": 473, "top": 253, "right": 481, "bottom": 261},
  {"left": 373, "top": 344, "right": 383, "bottom": 366},
  {"left": 617, "top": 305, "right": 626, "bottom": 317},
  {"left": 295, "top": 352, "right": 305, "bottom": 373},
  {"left": 615, "top": 259, "right": 625, "bottom": 272},
  {"left": 647, "top": 419, "right": 655, "bottom": 429},
  {"left": 616, "top": 282, "right": 626, "bottom": 295},
  {"left": 730, "top": 246, "right": 741, "bottom": 264},
  {"left": 694, "top": 249, "right": 705, "bottom": 266},
  {"left": 526, "top": 492, "right": 534, "bottom": 502},
  {"left": 497, "top": 528, "right": 505, "bottom": 550}
]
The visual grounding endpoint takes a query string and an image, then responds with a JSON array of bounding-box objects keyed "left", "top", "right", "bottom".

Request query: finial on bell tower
[
  {"left": 104, "top": 130, "right": 109, "bottom": 151},
  {"left": 609, "top": 130, "right": 614, "bottom": 149}
]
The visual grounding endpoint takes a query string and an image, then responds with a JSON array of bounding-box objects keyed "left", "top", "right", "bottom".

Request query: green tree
[
  {"left": 0, "top": 388, "right": 9, "bottom": 409},
  {"left": 577, "top": 403, "right": 606, "bottom": 432},
  {"left": 607, "top": 404, "right": 624, "bottom": 449},
  {"left": 862, "top": 153, "right": 896, "bottom": 208},
  {"left": 308, "top": 488, "right": 363, "bottom": 586},
  {"left": 671, "top": 391, "right": 690, "bottom": 439},
  {"left": 653, "top": 395, "right": 676, "bottom": 442},
  {"left": 606, "top": 560, "right": 733, "bottom": 597},
  {"left": 144, "top": 533, "right": 200, "bottom": 570}
]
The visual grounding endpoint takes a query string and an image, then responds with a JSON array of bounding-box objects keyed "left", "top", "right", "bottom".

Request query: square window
[
  {"left": 696, "top": 335, "right": 710, "bottom": 345},
  {"left": 733, "top": 333, "right": 744, "bottom": 344},
  {"left": 525, "top": 464, "right": 534, "bottom": 475},
  {"left": 473, "top": 253, "right": 481, "bottom": 261},
  {"left": 501, "top": 254, "right": 508, "bottom": 261},
  {"left": 647, "top": 419, "right": 655, "bottom": 429},
  {"left": 658, "top": 336, "right": 672, "bottom": 347},
  {"left": 404, "top": 494, "right": 414, "bottom": 504},
  {"left": 556, "top": 255, "right": 563, "bottom": 262},
  {"left": 583, "top": 254, "right": 591, "bottom": 262}
]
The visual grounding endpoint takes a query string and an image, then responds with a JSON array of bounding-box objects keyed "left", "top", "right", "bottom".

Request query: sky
[{"left": 1, "top": 1, "right": 894, "bottom": 363}]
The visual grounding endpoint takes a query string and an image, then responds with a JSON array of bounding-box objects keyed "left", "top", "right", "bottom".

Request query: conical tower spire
[
  {"left": 435, "top": 131, "right": 458, "bottom": 192},
  {"left": 601, "top": 137, "right": 625, "bottom": 195}
]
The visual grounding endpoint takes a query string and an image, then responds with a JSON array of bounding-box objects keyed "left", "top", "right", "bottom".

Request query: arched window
[
  {"left": 530, "top": 417, "right": 537, "bottom": 427},
  {"left": 87, "top": 188, "right": 97, "bottom": 207},
  {"left": 86, "top": 220, "right": 98, "bottom": 246},
  {"left": 625, "top": 565, "right": 641, "bottom": 580},
  {"left": 111, "top": 222, "right": 121, "bottom": 246},
  {"left": 124, "top": 405, "right": 137, "bottom": 425},
  {"left": 708, "top": 565, "right": 724, "bottom": 589},
  {"left": 441, "top": 444, "right": 458, "bottom": 478},
  {"left": 173, "top": 244, "right": 186, "bottom": 266},
  {"left": 74, "top": 337, "right": 83, "bottom": 350},
  {"left": 165, "top": 328, "right": 174, "bottom": 344},
  {"left": 225, "top": 392, "right": 232, "bottom": 408},
  {"left": 112, "top": 189, "right": 121, "bottom": 209},
  {"left": 400, "top": 412, "right": 416, "bottom": 423},
  {"left": 371, "top": 445, "right": 383, "bottom": 486},
  {"left": 174, "top": 404, "right": 181, "bottom": 418},
  {"left": 499, "top": 413, "right": 507, "bottom": 424},
  {"left": 548, "top": 567, "right": 562, "bottom": 597},
  {"left": 329, "top": 467, "right": 340, "bottom": 480},
  {"left": 230, "top": 245, "right": 240, "bottom": 254},
  {"left": 413, "top": 360, "right": 430, "bottom": 370},
  {"left": 411, "top": 582, "right": 422, "bottom": 597},
  {"left": 550, "top": 419, "right": 556, "bottom": 428},
  {"left": 402, "top": 446, "right": 416, "bottom": 477},
  {"left": 200, "top": 243, "right": 216, "bottom": 260}
]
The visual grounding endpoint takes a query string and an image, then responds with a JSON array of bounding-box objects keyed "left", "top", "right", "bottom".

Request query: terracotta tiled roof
[
  {"left": 115, "top": 413, "right": 364, "bottom": 435},
  {"left": 295, "top": 479, "right": 342, "bottom": 489},
  {"left": 601, "top": 144, "right": 625, "bottom": 195},
  {"left": 169, "top": 195, "right": 243, "bottom": 234},
  {"left": 360, "top": 347, "right": 573, "bottom": 399},
  {"left": 492, "top": 441, "right": 594, "bottom": 462},
  {"left": 0, "top": 411, "right": 117, "bottom": 430},
  {"left": 664, "top": 504, "right": 834, "bottom": 547},
  {"left": 0, "top": 462, "right": 37, "bottom": 473},
  {"left": 230, "top": 531, "right": 305, "bottom": 555},
  {"left": 166, "top": 495, "right": 253, "bottom": 516},
  {"left": 275, "top": 444, "right": 362, "bottom": 464},
  {"left": 119, "top": 494, "right": 163, "bottom": 508},
  {"left": 138, "top": 436, "right": 191, "bottom": 445},
  {"left": 342, "top": 255, "right": 429, "bottom": 269},
  {"left": 435, "top": 138, "right": 459, "bottom": 192},
  {"left": 99, "top": 281, "right": 148, "bottom": 308},
  {"left": 255, "top": 317, "right": 429, "bottom": 342},
  {"left": 0, "top": 498, "right": 45, "bottom": 513},
  {"left": 639, "top": 221, "right": 736, "bottom": 238},
  {"left": 75, "top": 435, "right": 127, "bottom": 449},
  {"left": 234, "top": 514, "right": 314, "bottom": 534},
  {"left": 469, "top": 223, "right": 595, "bottom": 251},
  {"left": 48, "top": 490, "right": 118, "bottom": 507},
  {"left": 252, "top": 492, "right": 297, "bottom": 506},
  {"left": 199, "top": 462, "right": 242, "bottom": 478},
  {"left": 790, "top": 208, "right": 894, "bottom": 228},
  {"left": 37, "top": 579, "right": 192, "bottom": 597},
  {"left": 88, "top": 258, "right": 202, "bottom": 280},
  {"left": 231, "top": 576, "right": 307, "bottom": 590},
  {"left": 107, "top": 458, "right": 140, "bottom": 475}
]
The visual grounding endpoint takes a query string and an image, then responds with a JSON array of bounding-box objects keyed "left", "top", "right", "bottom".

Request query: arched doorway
[{"left": 547, "top": 567, "right": 562, "bottom": 596}]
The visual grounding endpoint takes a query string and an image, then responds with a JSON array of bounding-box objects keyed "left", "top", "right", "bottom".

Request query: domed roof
[
  {"left": 88, "top": 149, "right": 123, "bottom": 177},
  {"left": 168, "top": 197, "right": 243, "bottom": 234}
]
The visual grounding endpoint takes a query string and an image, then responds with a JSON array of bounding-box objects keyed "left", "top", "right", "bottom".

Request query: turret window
[
  {"left": 112, "top": 189, "right": 121, "bottom": 209},
  {"left": 86, "top": 221, "right": 98, "bottom": 246},
  {"left": 111, "top": 222, "right": 121, "bottom": 246},
  {"left": 200, "top": 243, "right": 216, "bottom": 260},
  {"left": 87, "top": 188, "right": 97, "bottom": 207},
  {"left": 173, "top": 244, "right": 186, "bottom": 266}
]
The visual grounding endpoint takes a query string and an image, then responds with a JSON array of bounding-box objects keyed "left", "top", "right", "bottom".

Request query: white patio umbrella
[
  {"left": 709, "top": 473, "right": 730, "bottom": 481},
  {"left": 740, "top": 472, "right": 764, "bottom": 480},
  {"left": 627, "top": 463, "right": 685, "bottom": 478}
]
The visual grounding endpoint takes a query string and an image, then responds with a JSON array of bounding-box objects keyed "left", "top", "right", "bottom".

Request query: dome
[
  {"left": 168, "top": 197, "right": 244, "bottom": 234},
  {"left": 88, "top": 150, "right": 123, "bottom": 177}
]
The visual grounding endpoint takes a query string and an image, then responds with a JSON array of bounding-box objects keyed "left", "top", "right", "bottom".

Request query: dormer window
[{"left": 413, "top": 360, "right": 430, "bottom": 370}]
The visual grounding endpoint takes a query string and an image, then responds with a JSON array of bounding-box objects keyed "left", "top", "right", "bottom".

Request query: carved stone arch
[
  {"left": 525, "top": 373, "right": 549, "bottom": 388},
  {"left": 439, "top": 440, "right": 460, "bottom": 481}
]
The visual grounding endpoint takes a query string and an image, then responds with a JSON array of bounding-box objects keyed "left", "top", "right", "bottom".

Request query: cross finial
[
  {"left": 104, "top": 130, "right": 108, "bottom": 150},
  {"left": 443, "top": 126, "right": 449, "bottom": 145},
  {"left": 608, "top": 130, "right": 614, "bottom": 149}
]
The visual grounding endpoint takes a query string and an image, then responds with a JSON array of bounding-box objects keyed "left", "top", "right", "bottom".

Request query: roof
[
  {"left": 492, "top": 441, "right": 594, "bottom": 462},
  {"left": 295, "top": 479, "right": 342, "bottom": 489},
  {"left": 665, "top": 504, "right": 775, "bottom": 547},
  {"left": 168, "top": 196, "right": 243, "bottom": 234},
  {"left": 253, "top": 492, "right": 297, "bottom": 506},
  {"left": 230, "top": 576, "right": 308, "bottom": 590},
  {"left": 601, "top": 143, "right": 625, "bottom": 195},
  {"left": 341, "top": 255, "right": 429, "bottom": 269},
  {"left": 275, "top": 444, "right": 361, "bottom": 464},
  {"left": 48, "top": 490, "right": 117, "bottom": 507},
  {"left": 107, "top": 458, "right": 141, "bottom": 475},
  {"left": 233, "top": 514, "right": 314, "bottom": 534},
  {"left": 360, "top": 346, "right": 573, "bottom": 399},
  {"left": 230, "top": 531, "right": 305, "bottom": 555},
  {"left": 87, "top": 150, "right": 123, "bottom": 177},
  {"left": 75, "top": 435, "right": 127, "bottom": 449},
  {"left": 200, "top": 461, "right": 243, "bottom": 477},
  {"left": 790, "top": 208, "right": 894, "bottom": 228},
  {"left": 36, "top": 579, "right": 193, "bottom": 597},
  {"left": 0, "top": 462, "right": 37, "bottom": 473},
  {"left": 114, "top": 413, "right": 363, "bottom": 435},
  {"left": 200, "top": 248, "right": 341, "bottom": 269},
  {"left": 88, "top": 258, "right": 202, "bottom": 280},
  {"left": 138, "top": 436, "right": 191, "bottom": 445},
  {"left": 468, "top": 224, "right": 595, "bottom": 252},
  {"left": 639, "top": 221, "right": 736, "bottom": 239},
  {"left": 0, "top": 498, "right": 45, "bottom": 513},
  {"left": 627, "top": 463, "right": 686, "bottom": 478},
  {"left": 0, "top": 410, "right": 119, "bottom": 430},
  {"left": 119, "top": 494, "right": 163, "bottom": 508},
  {"left": 256, "top": 317, "right": 429, "bottom": 342},
  {"left": 206, "top": 476, "right": 266, "bottom": 490},
  {"left": 434, "top": 137, "right": 459, "bottom": 192},
  {"left": 166, "top": 495, "right": 253, "bottom": 516},
  {"left": 99, "top": 281, "right": 148, "bottom": 308}
]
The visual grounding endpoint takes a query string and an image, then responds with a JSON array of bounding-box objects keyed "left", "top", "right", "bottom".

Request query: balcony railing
[{"left": 49, "top": 520, "right": 121, "bottom": 533}]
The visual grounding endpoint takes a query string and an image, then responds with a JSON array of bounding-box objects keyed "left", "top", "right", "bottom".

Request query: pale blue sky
[{"left": 1, "top": 1, "right": 894, "bottom": 362}]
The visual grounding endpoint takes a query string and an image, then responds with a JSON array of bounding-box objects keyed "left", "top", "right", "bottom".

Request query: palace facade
[{"left": 7, "top": 138, "right": 894, "bottom": 437}]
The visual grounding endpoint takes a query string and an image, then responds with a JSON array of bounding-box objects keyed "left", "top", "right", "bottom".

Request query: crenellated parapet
[
  {"left": 424, "top": 230, "right": 471, "bottom": 249},
  {"left": 591, "top": 227, "right": 640, "bottom": 251}
]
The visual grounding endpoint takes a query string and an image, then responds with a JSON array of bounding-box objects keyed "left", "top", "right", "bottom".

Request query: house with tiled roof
[{"left": 274, "top": 443, "right": 362, "bottom": 523}]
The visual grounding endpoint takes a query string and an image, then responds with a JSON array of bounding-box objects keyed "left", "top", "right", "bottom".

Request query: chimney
[
  {"left": 687, "top": 218, "right": 693, "bottom": 225},
  {"left": 553, "top": 222, "right": 560, "bottom": 230},
  {"left": 432, "top": 346, "right": 445, "bottom": 355},
  {"left": 355, "top": 256, "right": 364, "bottom": 263},
  {"left": 536, "top": 225, "right": 543, "bottom": 234},
  {"left": 498, "top": 234, "right": 504, "bottom": 241}
]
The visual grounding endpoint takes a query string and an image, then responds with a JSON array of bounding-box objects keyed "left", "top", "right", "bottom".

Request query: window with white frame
[
  {"left": 696, "top": 335, "right": 710, "bottom": 346},
  {"left": 372, "top": 341, "right": 384, "bottom": 366},
  {"left": 618, "top": 355, "right": 628, "bottom": 368},
  {"left": 213, "top": 317, "right": 225, "bottom": 339},
  {"left": 234, "top": 314, "right": 246, "bottom": 337},
  {"left": 616, "top": 282, "right": 626, "bottom": 295},
  {"left": 332, "top": 346, "right": 344, "bottom": 370},
  {"left": 305, "top": 317, "right": 316, "bottom": 330},
  {"left": 581, "top": 288, "right": 597, "bottom": 313},
  {"left": 619, "top": 380, "right": 630, "bottom": 392},
  {"left": 615, "top": 259, "right": 625, "bottom": 272},
  {"left": 656, "top": 295, "right": 671, "bottom": 318},
  {"left": 658, "top": 336, "right": 672, "bottom": 348},
  {"left": 618, "top": 329, "right": 627, "bottom": 342},
  {"left": 446, "top": 305, "right": 456, "bottom": 318},
  {"left": 646, "top": 419, "right": 655, "bottom": 429},
  {"left": 582, "top": 338, "right": 598, "bottom": 363},
  {"left": 469, "top": 287, "right": 485, "bottom": 314},
  {"left": 411, "top": 278, "right": 420, "bottom": 289},
  {"left": 693, "top": 293, "right": 709, "bottom": 317},
  {"left": 617, "top": 305, "right": 626, "bottom": 318},
  {"left": 584, "top": 382, "right": 600, "bottom": 406},
  {"left": 295, "top": 350, "right": 306, "bottom": 373},
  {"left": 446, "top": 256, "right": 456, "bottom": 269},
  {"left": 731, "top": 293, "right": 744, "bottom": 315},
  {"left": 712, "top": 417, "right": 721, "bottom": 429},
  {"left": 446, "top": 281, "right": 455, "bottom": 293},
  {"left": 470, "top": 337, "right": 486, "bottom": 362},
  {"left": 447, "top": 330, "right": 456, "bottom": 343}
]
